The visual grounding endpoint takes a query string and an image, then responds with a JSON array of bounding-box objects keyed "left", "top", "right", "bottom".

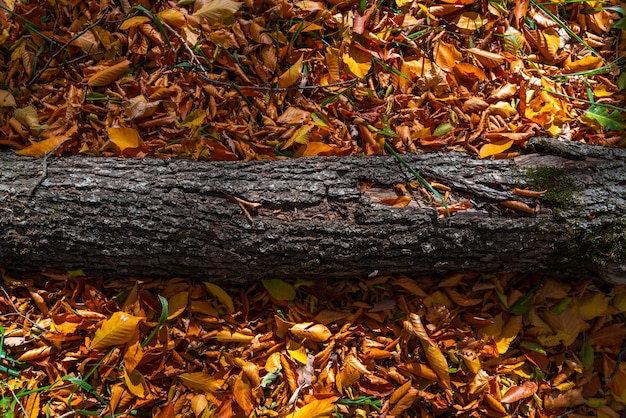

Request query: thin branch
[{"left": 28, "top": 141, "right": 66, "bottom": 196}]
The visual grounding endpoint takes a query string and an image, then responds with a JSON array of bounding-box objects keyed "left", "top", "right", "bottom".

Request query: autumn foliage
[
  {"left": 1, "top": 271, "right": 626, "bottom": 417},
  {"left": 0, "top": 0, "right": 625, "bottom": 160}
]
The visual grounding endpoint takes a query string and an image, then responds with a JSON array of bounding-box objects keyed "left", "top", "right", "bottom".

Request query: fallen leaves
[
  {"left": 0, "top": 0, "right": 623, "bottom": 161},
  {"left": 1, "top": 271, "right": 625, "bottom": 417}
]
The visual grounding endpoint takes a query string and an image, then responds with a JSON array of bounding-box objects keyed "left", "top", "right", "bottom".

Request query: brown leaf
[{"left": 500, "top": 381, "right": 538, "bottom": 403}]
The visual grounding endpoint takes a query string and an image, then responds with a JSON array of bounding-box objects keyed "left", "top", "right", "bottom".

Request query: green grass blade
[{"left": 384, "top": 141, "right": 450, "bottom": 216}]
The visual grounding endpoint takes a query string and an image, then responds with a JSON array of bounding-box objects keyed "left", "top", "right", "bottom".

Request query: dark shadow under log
[{"left": 1, "top": 137, "right": 625, "bottom": 284}]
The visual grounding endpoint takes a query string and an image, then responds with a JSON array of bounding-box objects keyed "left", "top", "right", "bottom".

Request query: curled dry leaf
[
  {"left": 500, "top": 200, "right": 535, "bottom": 214},
  {"left": 512, "top": 188, "right": 547, "bottom": 198}
]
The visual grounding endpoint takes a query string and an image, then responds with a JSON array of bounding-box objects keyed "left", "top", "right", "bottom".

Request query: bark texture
[{"left": 1, "top": 137, "right": 625, "bottom": 284}]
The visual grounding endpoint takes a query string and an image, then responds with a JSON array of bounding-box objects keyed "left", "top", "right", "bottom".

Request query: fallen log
[{"left": 1, "top": 137, "right": 625, "bottom": 283}]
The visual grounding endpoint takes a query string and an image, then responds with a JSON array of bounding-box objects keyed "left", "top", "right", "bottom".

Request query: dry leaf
[
  {"left": 194, "top": 0, "right": 242, "bottom": 24},
  {"left": 290, "top": 322, "right": 332, "bottom": 342},
  {"left": 87, "top": 60, "right": 131, "bottom": 86},
  {"left": 90, "top": 312, "right": 143, "bottom": 350}
]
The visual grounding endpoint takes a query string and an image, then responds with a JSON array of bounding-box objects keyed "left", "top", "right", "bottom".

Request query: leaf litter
[
  {"left": 1, "top": 270, "right": 626, "bottom": 417},
  {"left": 0, "top": 0, "right": 625, "bottom": 161}
]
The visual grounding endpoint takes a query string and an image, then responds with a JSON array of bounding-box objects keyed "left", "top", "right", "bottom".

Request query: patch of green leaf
[{"left": 584, "top": 105, "right": 626, "bottom": 131}]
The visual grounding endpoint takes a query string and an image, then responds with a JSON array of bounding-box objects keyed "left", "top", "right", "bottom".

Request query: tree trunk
[{"left": 1, "top": 137, "right": 625, "bottom": 284}]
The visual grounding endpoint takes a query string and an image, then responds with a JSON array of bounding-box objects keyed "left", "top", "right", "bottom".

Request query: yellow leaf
[
  {"left": 403, "top": 313, "right": 435, "bottom": 345},
  {"left": 542, "top": 303, "right": 589, "bottom": 346},
  {"left": 393, "top": 276, "right": 428, "bottom": 297},
  {"left": 262, "top": 279, "right": 296, "bottom": 301},
  {"left": 204, "top": 282, "right": 235, "bottom": 314},
  {"left": 578, "top": 292, "right": 610, "bottom": 321},
  {"left": 87, "top": 60, "right": 131, "bottom": 87},
  {"left": 123, "top": 367, "right": 148, "bottom": 398},
  {"left": 290, "top": 322, "right": 332, "bottom": 342},
  {"left": 179, "top": 372, "right": 224, "bottom": 393},
  {"left": 497, "top": 314, "right": 522, "bottom": 354},
  {"left": 265, "top": 352, "right": 282, "bottom": 373},
  {"left": 422, "top": 341, "right": 451, "bottom": 393},
  {"left": 614, "top": 292, "right": 626, "bottom": 312},
  {"left": 190, "top": 394, "right": 209, "bottom": 417},
  {"left": 234, "top": 374, "right": 254, "bottom": 415},
  {"left": 342, "top": 46, "right": 371, "bottom": 78},
  {"left": 106, "top": 127, "right": 142, "bottom": 152},
  {"left": 278, "top": 54, "right": 304, "bottom": 88},
  {"left": 90, "top": 312, "right": 143, "bottom": 350},
  {"left": 478, "top": 140, "right": 514, "bottom": 159},
  {"left": 285, "top": 396, "right": 338, "bottom": 418},
  {"left": 193, "top": 0, "right": 242, "bottom": 24},
  {"left": 216, "top": 330, "right": 254, "bottom": 343},
  {"left": 167, "top": 291, "right": 188, "bottom": 320},
  {"left": 287, "top": 339, "right": 308, "bottom": 364},
  {"left": 489, "top": 101, "right": 518, "bottom": 118}
]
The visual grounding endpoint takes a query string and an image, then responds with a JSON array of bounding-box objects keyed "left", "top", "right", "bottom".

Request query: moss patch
[
  {"left": 579, "top": 218, "right": 626, "bottom": 266},
  {"left": 525, "top": 167, "right": 580, "bottom": 209}
]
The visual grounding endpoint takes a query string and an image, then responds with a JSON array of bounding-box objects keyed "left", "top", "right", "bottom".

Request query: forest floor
[{"left": 1, "top": 0, "right": 626, "bottom": 416}]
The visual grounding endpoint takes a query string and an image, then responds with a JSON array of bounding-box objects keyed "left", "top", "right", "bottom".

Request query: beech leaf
[
  {"left": 277, "top": 54, "right": 304, "bottom": 88},
  {"left": 204, "top": 282, "right": 235, "bottom": 314},
  {"left": 87, "top": 60, "right": 131, "bottom": 87},
  {"left": 262, "top": 279, "right": 296, "bottom": 301},
  {"left": 290, "top": 322, "right": 332, "bottom": 342},
  {"left": 500, "top": 381, "right": 538, "bottom": 403},
  {"left": 193, "top": 0, "right": 242, "bottom": 24},
  {"left": 179, "top": 372, "right": 223, "bottom": 393},
  {"left": 285, "top": 396, "right": 338, "bottom": 418},
  {"left": 90, "top": 311, "right": 143, "bottom": 350}
]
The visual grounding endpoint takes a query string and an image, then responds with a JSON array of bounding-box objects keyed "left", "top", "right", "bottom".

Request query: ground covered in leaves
[
  {"left": 0, "top": 0, "right": 625, "bottom": 160},
  {"left": 0, "top": 271, "right": 625, "bottom": 417}
]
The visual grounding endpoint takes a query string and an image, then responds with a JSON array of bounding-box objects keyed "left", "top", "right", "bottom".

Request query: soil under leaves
[{"left": 1, "top": 271, "right": 625, "bottom": 417}]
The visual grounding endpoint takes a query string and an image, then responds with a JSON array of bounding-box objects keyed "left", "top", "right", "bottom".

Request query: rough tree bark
[{"left": 1, "top": 137, "right": 625, "bottom": 284}]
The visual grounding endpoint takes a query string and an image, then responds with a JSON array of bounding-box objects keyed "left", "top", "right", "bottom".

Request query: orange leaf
[
  {"left": 216, "top": 330, "right": 254, "bottom": 343},
  {"left": 434, "top": 42, "right": 462, "bottom": 72},
  {"left": 500, "top": 381, "right": 538, "bottom": 403},
  {"left": 87, "top": 60, "right": 131, "bottom": 87},
  {"left": 378, "top": 195, "right": 413, "bottom": 207},
  {"left": 90, "top": 311, "right": 143, "bottom": 350},
  {"left": 234, "top": 374, "right": 254, "bottom": 415},
  {"left": 167, "top": 291, "right": 188, "bottom": 320},
  {"left": 564, "top": 55, "right": 604, "bottom": 73},
  {"left": 290, "top": 322, "right": 332, "bottom": 342},
  {"left": 15, "top": 134, "right": 72, "bottom": 158},
  {"left": 285, "top": 396, "right": 338, "bottom": 418},
  {"left": 294, "top": 142, "right": 335, "bottom": 157},
  {"left": 179, "top": 372, "right": 224, "bottom": 393}
]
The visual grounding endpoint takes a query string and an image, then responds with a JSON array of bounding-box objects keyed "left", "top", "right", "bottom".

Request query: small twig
[
  {"left": 27, "top": 8, "right": 111, "bottom": 87},
  {"left": 0, "top": 287, "right": 51, "bottom": 334},
  {"left": 28, "top": 142, "right": 65, "bottom": 197},
  {"left": 602, "top": 343, "right": 626, "bottom": 382}
]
